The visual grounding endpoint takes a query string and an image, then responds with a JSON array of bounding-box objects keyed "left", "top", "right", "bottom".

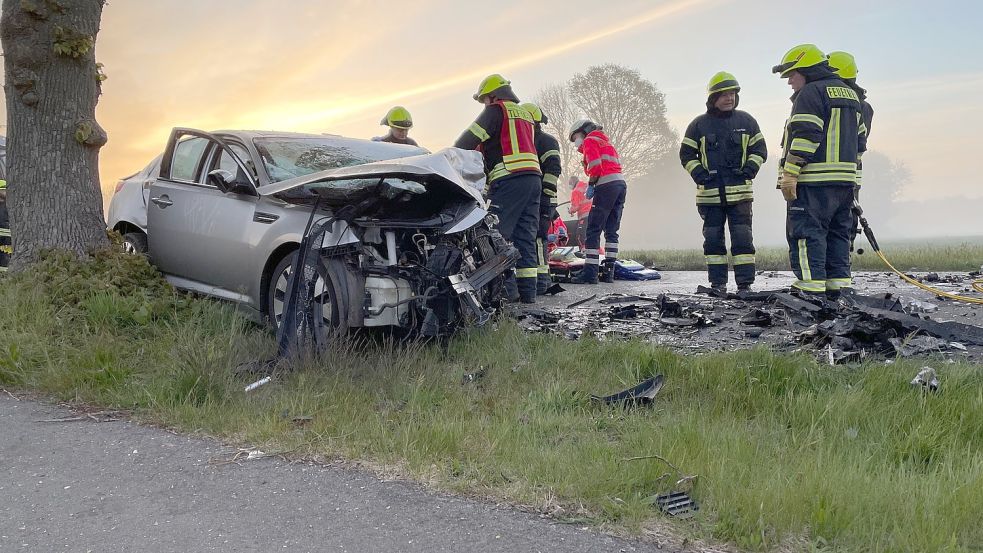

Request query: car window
[
  {"left": 169, "top": 136, "right": 208, "bottom": 182},
  {"left": 253, "top": 137, "right": 425, "bottom": 183},
  {"left": 215, "top": 144, "right": 254, "bottom": 179}
]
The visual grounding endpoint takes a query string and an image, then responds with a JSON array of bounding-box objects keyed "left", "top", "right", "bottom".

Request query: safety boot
[
  {"left": 737, "top": 284, "right": 752, "bottom": 293},
  {"left": 711, "top": 283, "right": 727, "bottom": 295},
  {"left": 601, "top": 260, "right": 616, "bottom": 283},
  {"left": 571, "top": 264, "right": 599, "bottom": 285}
]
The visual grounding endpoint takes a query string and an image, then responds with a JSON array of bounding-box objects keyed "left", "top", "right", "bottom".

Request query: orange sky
[{"left": 2, "top": 0, "right": 982, "bottom": 211}]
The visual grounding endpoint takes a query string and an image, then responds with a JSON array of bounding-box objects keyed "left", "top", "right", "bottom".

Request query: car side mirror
[{"left": 207, "top": 169, "right": 254, "bottom": 196}]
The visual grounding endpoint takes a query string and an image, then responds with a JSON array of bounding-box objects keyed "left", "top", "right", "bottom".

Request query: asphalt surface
[{"left": 0, "top": 394, "right": 674, "bottom": 553}]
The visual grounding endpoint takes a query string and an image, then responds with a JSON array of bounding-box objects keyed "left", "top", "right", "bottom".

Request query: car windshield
[{"left": 253, "top": 137, "right": 422, "bottom": 184}]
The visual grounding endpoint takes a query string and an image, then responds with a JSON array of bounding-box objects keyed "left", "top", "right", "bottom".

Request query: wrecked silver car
[{"left": 145, "top": 128, "right": 516, "bottom": 338}]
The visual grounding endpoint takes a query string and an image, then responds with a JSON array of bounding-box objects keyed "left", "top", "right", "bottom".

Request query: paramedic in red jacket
[
  {"left": 568, "top": 120, "right": 626, "bottom": 284},
  {"left": 567, "top": 175, "right": 592, "bottom": 251}
]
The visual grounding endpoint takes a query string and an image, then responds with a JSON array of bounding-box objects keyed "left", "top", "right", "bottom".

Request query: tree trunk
[{"left": 1, "top": 0, "right": 109, "bottom": 270}]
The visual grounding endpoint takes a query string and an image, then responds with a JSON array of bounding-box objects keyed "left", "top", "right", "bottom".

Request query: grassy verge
[
  {"left": 624, "top": 241, "right": 983, "bottom": 272},
  {"left": 2, "top": 251, "right": 981, "bottom": 552}
]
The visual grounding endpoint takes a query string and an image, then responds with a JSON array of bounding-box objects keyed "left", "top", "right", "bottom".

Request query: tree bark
[{"left": 1, "top": 0, "right": 109, "bottom": 270}]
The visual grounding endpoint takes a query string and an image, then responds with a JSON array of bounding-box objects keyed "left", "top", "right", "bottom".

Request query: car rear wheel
[
  {"left": 268, "top": 252, "right": 340, "bottom": 338},
  {"left": 122, "top": 232, "right": 148, "bottom": 255}
]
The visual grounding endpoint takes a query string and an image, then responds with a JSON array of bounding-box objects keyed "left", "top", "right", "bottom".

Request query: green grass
[
  {"left": 2, "top": 251, "right": 982, "bottom": 552},
  {"left": 624, "top": 241, "right": 983, "bottom": 272}
]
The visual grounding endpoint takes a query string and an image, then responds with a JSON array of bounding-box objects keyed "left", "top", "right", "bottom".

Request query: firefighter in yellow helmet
[
  {"left": 520, "top": 102, "right": 562, "bottom": 295},
  {"left": 827, "top": 50, "right": 874, "bottom": 250},
  {"left": 773, "top": 44, "right": 867, "bottom": 300},
  {"left": 454, "top": 74, "right": 542, "bottom": 303},
  {"left": 373, "top": 106, "right": 419, "bottom": 146},
  {"left": 679, "top": 71, "right": 767, "bottom": 294}
]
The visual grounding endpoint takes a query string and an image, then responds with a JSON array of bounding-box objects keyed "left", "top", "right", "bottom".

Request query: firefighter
[
  {"left": 373, "top": 106, "right": 419, "bottom": 146},
  {"left": 773, "top": 44, "right": 867, "bottom": 300},
  {"left": 828, "top": 50, "right": 874, "bottom": 250},
  {"left": 454, "top": 74, "right": 542, "bottom": 303},
  {"left": 568, "top": 120, "right": 626, "bottom": 284},
  {"left": 0, "top": 178, "right": 9, "bottom": 272},
  {"left": 567, "top": 175, "right": 591, "bottom": 251},
  {"left": 520, "top": 102, "right": 562, "bottom": 295},
  {"left": 679, "top": 72, "right": 767, "bottom": 293}
]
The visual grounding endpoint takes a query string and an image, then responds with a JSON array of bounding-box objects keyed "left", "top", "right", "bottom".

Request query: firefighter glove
[{"left": 778, "top": 171, "right": 798, "bottom": 201}]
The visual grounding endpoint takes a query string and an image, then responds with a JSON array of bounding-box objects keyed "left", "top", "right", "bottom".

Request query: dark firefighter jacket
[
  {"left": 534, "top": 128, "right": 561, "bottom": 206},
  {"left": 780, "top": 66, "right": 868, "bottom": 187},
  {"left": 454, "top": 101, "right": 541, "bottom": 184},
  {"left": 372, "top": 132, "right": 419, "bottom": 147},
  {"left": 680, "top": 110, "right": 766, "bottom": 205}
]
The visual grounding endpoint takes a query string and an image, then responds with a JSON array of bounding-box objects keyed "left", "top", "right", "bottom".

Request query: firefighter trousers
[
  {"left": 536, "top": 194, "right": 554, "bottom": 294},
  {"left": 697, "top": 202, "right": 755, "bottom": 286},
  {"left": 786, "top": 185, "right": 854, "bottom": 296},
  {"left": 584, "top": 181, "right": 626, "bottom": 268},
  {"left": 488, "top": 173, "right": 541, "bottom": 302},
  {"left": 0, "top": 204, "right": 10, "bottom": 271}
]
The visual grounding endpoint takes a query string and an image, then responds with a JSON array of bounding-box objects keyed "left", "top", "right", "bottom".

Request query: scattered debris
[
  {"left": 566, "top": 294, "right": 597, "bottom": 309},
  {"left": 888, "top": 335, "right": 948, "bottom": 357},
  {"left": 244, "top": 375, "right": 273, "bottom": 392},
  {"left": 544, "top": 283, "right": 565, "bottom": 295},
  {"left": 36, "top": 410, "right": 124, "bottom": 423},
  {"left": 910, "top": 367, "right": 940, "bottom": 392},
  {"left": 591, "top": 375, "right": 665, "bottom": 407},
  {"left": 740, "top": 309, "right": 773, "bottom": 327},
  {"left": 462, "top": 366, "right": 488, "bottom": 384},
  {"left": 902, "top": 298, "right": 939, "bottom": 314}
]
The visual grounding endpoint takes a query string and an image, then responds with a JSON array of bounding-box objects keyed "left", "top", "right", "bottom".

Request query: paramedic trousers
[
  {"left": 786, "top": 185, "right": 854, "bottom": 297},
  {"left": 697, "top": 202, "right": 755, "bottom": 286},
  {"left": 584, "top": 181, "right": 627, "bottom": 269},
  {"left": 488, "top": 173, "right": 541, "bottom": 302}
]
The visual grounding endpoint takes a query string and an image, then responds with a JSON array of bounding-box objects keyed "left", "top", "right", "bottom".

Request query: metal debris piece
[
  {"left": 590, "top": 375, "right": 665, "bottom": 407},
  {"left": 903, "top": 298, "right": 939, "bottom": 314},
  {"left": 566, "top": 294, "right": 597, "bottom": 309},
  {"left": 888, "top": 335, "right": 948, "bottom": 357},
  {"left": 654, "top": 492, "right": 699, "bottom": 519},
  {"left": 910, "top": 366, "right": 939, "bottom": 392},
  {"left": 244, "top": 376, "right": 272, "bottom": 393}
]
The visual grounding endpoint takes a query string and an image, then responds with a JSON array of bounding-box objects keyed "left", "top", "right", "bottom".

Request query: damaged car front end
[{"left": 264, "top": 148, "right": 518, "bottom": 351}]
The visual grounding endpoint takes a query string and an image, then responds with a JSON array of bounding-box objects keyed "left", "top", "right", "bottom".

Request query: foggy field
[
  {"left": 2, "top": 252, "right": 981, "bottom": 552},
  {"left": 624, "top": 239, "right": 983, "bottom": 272}
]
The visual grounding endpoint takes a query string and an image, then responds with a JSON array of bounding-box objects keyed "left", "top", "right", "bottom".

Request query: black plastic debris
[
  {"left": 567, "top": 294, "right": 597, "bottom": 309},
  {"left": 590, "top": 375, "right": 665, "bottom": 407},
  {"left": 544, "top": 283, "right": 566, "bottom": 295},
  {"left": 740, "top": 309, "right": 773, "bottom": 327},
  {"left": 654, "top": 492, "right": 699, "bottom": 519},
  {"left": 609, "top": 304, "right": 641, "bottom": 320},
  {"left": 910, "top": 366, "right": 940, "bottom": 392},
  {"left": 660, "top": 317, "right": 699, "bottom": 328}
]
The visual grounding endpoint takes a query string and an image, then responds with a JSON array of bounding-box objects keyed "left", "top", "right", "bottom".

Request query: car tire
[
  {"left": 122, "top": 231, "right": 148, "bottom": 255},
  {"left": 267, "top": 252, "right": 344, "bottom": 342}
]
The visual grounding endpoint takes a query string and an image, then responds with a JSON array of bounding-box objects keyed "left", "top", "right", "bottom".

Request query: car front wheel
[
  {"left": 122, "top": 231, "right": 148, "bottom": 255},
  {"left": 267, "top": 252, "right": 342, "bottom": 342}
]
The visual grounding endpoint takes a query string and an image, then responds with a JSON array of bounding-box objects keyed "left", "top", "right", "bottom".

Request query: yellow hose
[{"left": 874, "top": 249, "right": 983, "bottom": 305}]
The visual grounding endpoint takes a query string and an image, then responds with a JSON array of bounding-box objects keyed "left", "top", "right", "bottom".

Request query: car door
[{"left": 148, "top": 128, "right": 260, "bottom": 304}]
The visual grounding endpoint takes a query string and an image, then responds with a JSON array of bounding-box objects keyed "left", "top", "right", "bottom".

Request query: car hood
[{"left": 261, "top": 147, "right": 486, "bottom": 205}]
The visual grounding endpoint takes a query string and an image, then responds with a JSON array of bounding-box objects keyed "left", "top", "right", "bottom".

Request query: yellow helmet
[
  {"left": 473, "top": 74, "right": 510, "bottom": 101},
  {"left": 381, "top": 106, "right": 412, "bottom": 129},
  {"left": 520, "top": 102, "right": 547, "bottom": 124},
  {"left": 827, "top": 51, "right": 858, "bottom": 80},
  {"left": 707, "top": 71, "right": 740, "bottom": 97},
  {"left": 772, "top": 44, "right": 826, "bottom": 78}
]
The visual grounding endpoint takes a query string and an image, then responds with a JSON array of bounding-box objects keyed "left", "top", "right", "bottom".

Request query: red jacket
[
  {"left": 569, "top": 180, "right": 592, "bottom": 219},
  {"left": 579, "top": 130, "right": 624, "bottom": 185}
]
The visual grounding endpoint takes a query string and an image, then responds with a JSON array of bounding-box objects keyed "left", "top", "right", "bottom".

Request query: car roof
[{"left": 212, "top": 130, "right": 421, "bottom": 152}]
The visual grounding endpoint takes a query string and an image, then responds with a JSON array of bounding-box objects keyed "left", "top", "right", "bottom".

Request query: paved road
[{"left": 0, "top": 395, "right": 673, "bottom": 553}]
